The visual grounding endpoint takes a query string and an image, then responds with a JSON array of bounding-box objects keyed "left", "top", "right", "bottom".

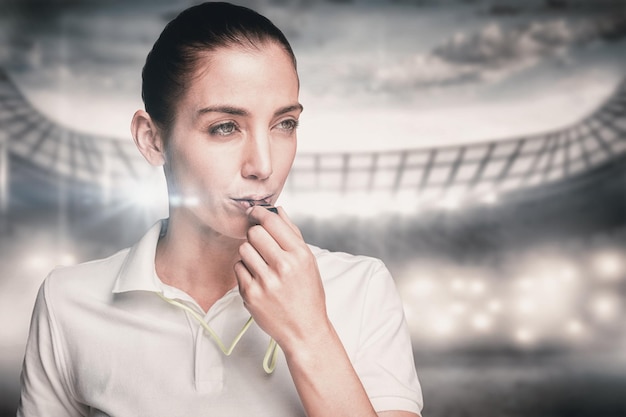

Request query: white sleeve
[
  {"left": 18, "top": 276, "right": 88, "bottom": 417},
  {"left": 353, "top": 260, "right": 423, "bottom": 415}
]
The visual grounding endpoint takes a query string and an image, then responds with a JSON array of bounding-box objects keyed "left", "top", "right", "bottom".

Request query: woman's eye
[
  {"left": 209, "top": 122, "right": 238, "bottom": 136},
  {"left": 277, "top": 119, "right": 299, "bottom": 132}
]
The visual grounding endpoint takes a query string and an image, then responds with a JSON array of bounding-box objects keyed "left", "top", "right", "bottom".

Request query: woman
[{"left": 18, "top": 2, "right": 423, "bottom": 416}]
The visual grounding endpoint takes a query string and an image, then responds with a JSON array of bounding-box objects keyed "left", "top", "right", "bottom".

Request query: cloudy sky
[{"left": 1, "top": 0, "right": 625, "bottom": 151}]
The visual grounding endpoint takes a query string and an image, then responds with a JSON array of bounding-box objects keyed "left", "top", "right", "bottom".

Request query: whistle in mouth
[{"left": 258, "top": 203, "right": 278, "bottom": 214}]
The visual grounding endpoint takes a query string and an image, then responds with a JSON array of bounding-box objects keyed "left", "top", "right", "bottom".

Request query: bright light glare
[
  {"left": 25, "top": 255, "right": 50, "bottom": 271},
  {"left": 59, "top": 253, "right": 76, "bottom": 265},
  {"left": 24, "top": 251, "right": 77, "bottom": 270},
  {"left": 590, "top": 292, "right": 621, "bottom": 321},
  {"left": 559, "top": 265, "right": 578, "bottom": 281},
  {"left": 481, "top": 191, "right": 499, "bottom": 205},
  {"left": 281, "top": 187, "right": 500, "bottom": 218},
  {"left": 539, "top": 276, "right": 560, "bottom": 293},
  {"left": 517, "top": 297, "right": 536, "bottom": 315},
  {"left": 433, "top": 316, "right": 455, "bottom": 336},
  {"left": 566, "top": 319, "right": 584, "bottom": 336},
  {"left": 514, "top": 328, "right": 536, "bottom": 346},
  {"left": 469, "top": 279, "right": 486, "bottom": 295},
  {"left": 450, "top": 301, "right": 467, "bottom": 315},
  {"left": 471, "top": 313, "right": 492, "bottom": 332},
  {"left": 450, "top": 278, "right": 466, "bottom": 292},
  {"left": 283, "top": 191, "right": 423, "bottom": 219},
  {"left": 440, "top": 192, "right": 463, "bottom": 211},
  {"left": 125, "top": 177, "right": 168, "bottom": 209},
  {"left": 517, "top": 277, "right": 534, "bottom": 291},
  {"left": 592, "top": 251, "right": 624, "bottom": 281},
  {"left": 487, "top": 299, "right": 502, "bottom": 313},
  {"left": 408, "top": 278, "right": 436, "bottom": 297},
  {"left": 390, "top": 191, "right": 422, "bottom": 216}
]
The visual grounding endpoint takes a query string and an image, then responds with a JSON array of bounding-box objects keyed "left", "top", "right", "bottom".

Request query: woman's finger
[
  {"left": 246, "top": 224, "right": 284, "bottom": 267},
  {"left": 233, "top": 259, "right": 253, "bottom": 289},
  {"left": 247, "top": 206, "right": 301, "bottom": 251},
  {"left": 276, "top": 206, "right": 303, "bottom": 239},
  {"left": 238, "top": 240, "right": 271, "bottom": 279}
]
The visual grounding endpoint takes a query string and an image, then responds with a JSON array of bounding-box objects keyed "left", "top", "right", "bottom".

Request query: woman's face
[{"left": 163, "top": 42, "right": 301, "bottom": 240}]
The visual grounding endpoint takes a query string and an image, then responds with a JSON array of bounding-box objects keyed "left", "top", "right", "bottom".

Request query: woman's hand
[
  {"left": 234, "top": 206, "right": 409, "bottom": 417},
  {"left": 234, "top": 205, "right": 330, "bottom": 352}
]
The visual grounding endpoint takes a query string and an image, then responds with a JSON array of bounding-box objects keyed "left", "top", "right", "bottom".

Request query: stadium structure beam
[
  {"left": 541, "top": 133, "right": 563, "bottom": 182},
  {"left": 469, "top": 143, "right": 495, "bottom": 188},
  {"left": 0, "top": 128, "right": 9, "bottom": 233},
  {"left": 367, "top": 153, "right": 379, "bottom": 192},
  {"left": 29, "top": 120, "right": 54, "bottom": 155},
  {"left": 392, "top": 151, "right": 408, "bottom": 193},
  {"left": 418, "top": 149, "right": 437, "bottom": 191},
  {"left": 562, "top": 129, "right": 573, "bottom": 178},
  {"left": 585, "top": 120, "right": 614, "bottom": 157}
]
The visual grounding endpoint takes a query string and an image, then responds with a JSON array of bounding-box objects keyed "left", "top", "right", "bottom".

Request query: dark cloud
[
  {"left": 363, "top": 12, "right": 626, "bottom": 94},
  {"left": 434, "top": 13, "right": 626, "bottom": 65}
]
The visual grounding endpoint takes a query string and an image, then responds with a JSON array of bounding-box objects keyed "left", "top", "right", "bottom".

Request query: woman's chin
[{"left": 211, "top": 216, "right": 253, "bottom": 241}]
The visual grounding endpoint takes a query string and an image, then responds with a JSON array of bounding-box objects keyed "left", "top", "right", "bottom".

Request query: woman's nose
[{"left": 241, "top": 131, "right": 273, "bottom": 180}]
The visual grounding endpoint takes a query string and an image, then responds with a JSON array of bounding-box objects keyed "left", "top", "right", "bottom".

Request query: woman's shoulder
[
  {"left": 307, "top": 244, "right": 389, "bottom": 284},
  {"left": 42, "top": 248, "right": 131, "bottom": 301}
]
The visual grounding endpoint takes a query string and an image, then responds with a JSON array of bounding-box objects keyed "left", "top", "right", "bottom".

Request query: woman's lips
[{"left": 232, "top": 196, "right": 272, "bottom": 210}]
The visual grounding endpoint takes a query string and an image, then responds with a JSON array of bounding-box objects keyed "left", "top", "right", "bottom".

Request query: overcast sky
[{"left": 1, "top": 0, "right": 625, "bottom": 151}]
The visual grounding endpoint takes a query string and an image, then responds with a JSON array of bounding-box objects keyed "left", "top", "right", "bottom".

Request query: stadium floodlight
[
  {"left": 24, "top": 251, "right": 77, "bottom": 272},
  {"left": 487, "top": 299, "right": 502, "bottom": 313},
  {"left": 408, "top": 277, "right": 436, "bottom": 297},
  {"left": 450, "top": 301, "right": 468, "bottom": 316},
  {"left": 516, "top": 277, "right": 535, "bottom": 292},
  {"left": 481, "top": 191, "right": 499, "bottom": 205},
  {"left": 450, "top": 278, "right": 467, "bottom": 292},
  {"left": 24, "top": 254, "right": 50, "bottom": 271},
  {"left": 59, "top": 253, "right": 76, "bottom": 266},
  {"left": 514, "top": 327, "right": 536, "bottom": 346},
  {"left": 559, "top": 265, "right": 579, "bottom": 281},
  {"left": 469, "top": 279, "right": 487, "bottom": 296},
  {"left": 432, "top": 315, "right": 456, "bottom": 337},
  {"left": 566, "top": 319, "right": 584, "bottom": 337},
  {"left": 516, "top": 297, "right": 536, "bottom": 316},
  {"left": 591, "top": 250, "right": 624, "bottom": 281},
  {"left": 589, "top": 292, "right": 621, "bottom": 322},
  {"left": 471, "top": 312, "right": 492, "bottom": 332},
  {"left": 439, "top": 192, "right": 464, "bottom": 211}
]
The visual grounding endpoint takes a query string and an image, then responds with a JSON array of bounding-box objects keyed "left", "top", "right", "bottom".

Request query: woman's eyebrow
[
  {"left": 197, "top": 106, "right": 249, "bottom": 116},
  {"left": 274, "top": 103, "right": 304, "bottom": 117},
  {"left": 196, "top": 103, "right": 303, "bottom": 118}
]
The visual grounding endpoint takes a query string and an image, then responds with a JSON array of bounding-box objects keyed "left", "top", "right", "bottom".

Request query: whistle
[{"left": 258, "top": 203, "right": 278, "bottom": 214}]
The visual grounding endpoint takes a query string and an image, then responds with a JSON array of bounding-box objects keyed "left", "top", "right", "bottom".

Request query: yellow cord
[
  {"left": 157, "top": 292, "right": 279, "bottom": 373},
  {"left": 263, "top": 338, "right": 279, "bottom": 374}
]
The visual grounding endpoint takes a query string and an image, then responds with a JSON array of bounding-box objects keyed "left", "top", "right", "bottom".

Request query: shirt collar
[{"left": 112, "top": 219, "right": 166, "bottom": 294}]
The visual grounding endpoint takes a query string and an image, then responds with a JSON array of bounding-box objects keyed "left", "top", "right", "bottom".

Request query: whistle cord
[{"left": 157, "top": 292, "right": 279, "bottom": 374}]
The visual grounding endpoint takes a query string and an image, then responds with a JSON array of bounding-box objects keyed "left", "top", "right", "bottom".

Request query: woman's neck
[{"left": 155, "top": 215, "right": 243, "bottom": 312}]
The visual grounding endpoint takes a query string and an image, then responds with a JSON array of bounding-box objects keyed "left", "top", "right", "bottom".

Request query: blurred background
[{"left": 1, "top": 0, "right": 626, "bottom": 415}]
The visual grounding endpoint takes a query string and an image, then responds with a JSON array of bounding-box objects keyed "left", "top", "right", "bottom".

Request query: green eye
[
  {"left": 210, "top": 122, "right": 238, "bottom": 136},
  {"left": 278, "top": 119, "right": 299, "bottom": 131}
]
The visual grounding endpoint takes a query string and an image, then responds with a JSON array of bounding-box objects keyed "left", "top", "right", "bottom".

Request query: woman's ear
[{"left": 131, "top": 110, "right": 166, "bottom": 166}]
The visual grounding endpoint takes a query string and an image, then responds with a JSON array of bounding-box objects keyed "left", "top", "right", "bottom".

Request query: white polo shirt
[{"left": 18, "top": 220, "right": 423, "bottom": 416}]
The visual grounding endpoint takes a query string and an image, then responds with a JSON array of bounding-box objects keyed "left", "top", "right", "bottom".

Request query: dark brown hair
[{"left": 141, "top": 2, "right": 297, "bottom": 134}]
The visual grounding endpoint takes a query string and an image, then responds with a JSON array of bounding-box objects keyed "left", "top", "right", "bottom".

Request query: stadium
[
  {"left": 1, "top": 63, "right": 625, "bottom": 414},
  {"left": 1, "top": 1, "right": 626, "bottom": 416}
]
